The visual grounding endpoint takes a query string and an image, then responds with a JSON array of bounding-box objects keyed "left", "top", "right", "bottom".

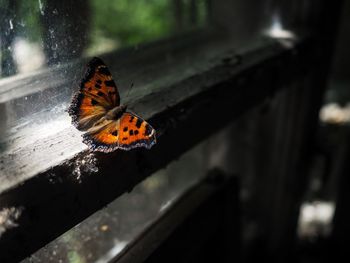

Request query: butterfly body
[
  {"left": 105, "top": 105, "right": 127, "bottom": 120},
  {"left": 68, "top": 57, "right": 156, "bottom": 152}
]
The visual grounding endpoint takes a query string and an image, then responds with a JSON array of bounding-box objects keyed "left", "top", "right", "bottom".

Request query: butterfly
[{"left": 68, "top": 57, "right": 156, "bottom": 152}]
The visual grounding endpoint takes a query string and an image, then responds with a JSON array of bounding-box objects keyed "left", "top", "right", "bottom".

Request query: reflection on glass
[
  {"left": 264, "top": 13, "right": 295, "bottom": 40},
  {"left": 0, "top": 0, "right": 208, "bottom": 78}
]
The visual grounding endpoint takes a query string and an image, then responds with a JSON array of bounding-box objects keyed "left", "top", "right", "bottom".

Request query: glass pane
[{"left": 0, "top": 0, "right": 208, "bottom": 77}]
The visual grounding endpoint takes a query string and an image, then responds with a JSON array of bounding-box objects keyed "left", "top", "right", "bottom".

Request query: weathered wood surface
[
  {"left": 0, "top": 33, "right": 232, "bottom": 193},
  {"left": 0, "top": 35, "right": 287, "bottom": 194}
]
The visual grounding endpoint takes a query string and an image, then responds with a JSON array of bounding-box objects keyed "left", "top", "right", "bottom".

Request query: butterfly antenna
[{"left": 125, "top": 82, "right": 134, "bottom": 100}]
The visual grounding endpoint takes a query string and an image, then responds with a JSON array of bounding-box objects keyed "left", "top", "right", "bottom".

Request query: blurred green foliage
[
  {"left": 90, "top": 0, "right": 173, "bottom": 46},
  {"left": 89, "top": 0, "right": 208, "bottom": 49}
]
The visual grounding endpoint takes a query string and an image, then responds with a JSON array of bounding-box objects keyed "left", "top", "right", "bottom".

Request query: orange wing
[
  {"left": 82, "top": 112, "right": 156, "bottom": 152},
  {"left": 82, "top": 118, "right": 120, "bottom": 153},
  {"left": 68, "top": 57, "right": 120, "bottom": 131},
  {"left": 117, "top": 112, "right": 156, "bottom": 151}
]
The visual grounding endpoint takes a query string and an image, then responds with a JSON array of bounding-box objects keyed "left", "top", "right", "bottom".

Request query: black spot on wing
[
  {"left": 129, "top": 116, "right": 134, "bottom": 123},
  {"left": 144, "top": 124, "right": 152, "bottom": 136},
  {"left": 105, "top": 80, "right": 115, "bottom": 87},
  {"left": 136, "top": 119, "right": 142, "bottom": 128},
  {"left": 95, "top": 84, "right": 101, "bottom": 89},
  {"left": 91, "top": 99, "right": 98, "bottom": 105},
  {"left": 112, "top": 130, "right": 118, "bottom": 136},
  {"left": 122, "top": 137, "right": 128, "bottom": 141},
  {"left": 97, "top": 91, "right": 104, "bottom": 96},
  {"left": 123, "top": 127, "right": 128, "bottom": 132},
  {"left": 97, "top": 79, "right": 102, "bottom": 84},
  {"left": 134, "top": 130, "right": 139, "bottom": 135},
  {"left": 129, "top": 130, "right": 134, "bottom": 135}
]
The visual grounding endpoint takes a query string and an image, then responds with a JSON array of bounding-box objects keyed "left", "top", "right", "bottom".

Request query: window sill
[{"left": 0, "top": 31, "right": 316, "bottom": 262}]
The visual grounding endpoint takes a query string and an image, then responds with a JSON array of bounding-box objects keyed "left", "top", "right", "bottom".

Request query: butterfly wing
[
  {"left": 69, "top": 57, "right": 156, "bottom": 152},
  {"left": 68, "top": 57, "right": 120, "bottom": 131},
  {"left": 82, "top": 118, "right": 120, "bottom": 153},
  {"left": 117, "top": 112, "right": 156, "bottom": 151},
  {"left": 82, "top": 112, "right": 156, "bottom": 152}
]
